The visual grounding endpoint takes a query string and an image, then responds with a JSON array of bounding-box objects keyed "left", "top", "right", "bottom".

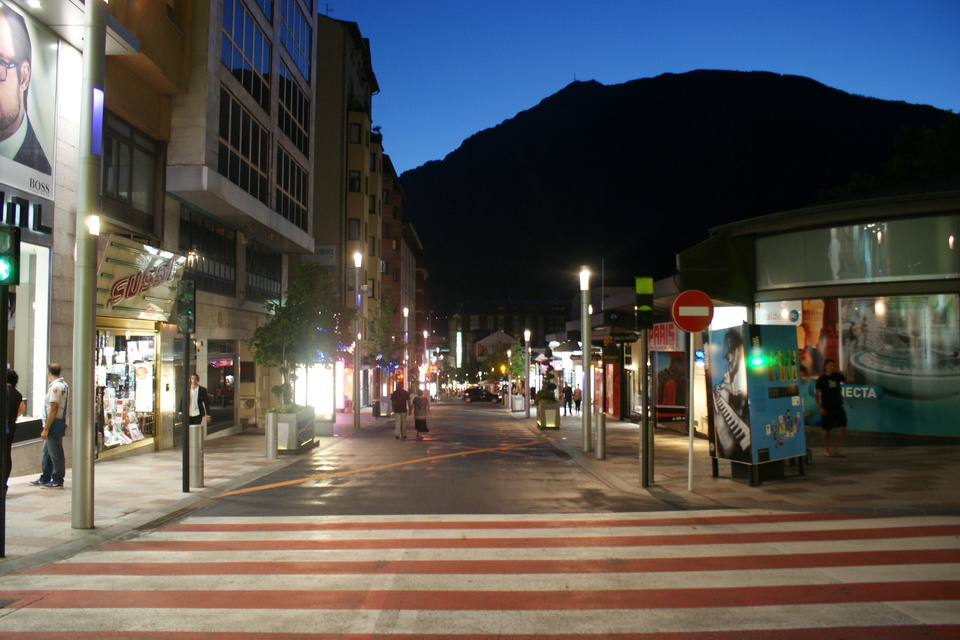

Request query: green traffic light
[{"left": 0, "top": 225, "right": 20, "bottom": 286}]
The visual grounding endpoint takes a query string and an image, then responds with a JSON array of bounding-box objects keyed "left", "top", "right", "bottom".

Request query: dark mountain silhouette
[{"left": 399, "top": 70, "right": 957, "bottom": 315}]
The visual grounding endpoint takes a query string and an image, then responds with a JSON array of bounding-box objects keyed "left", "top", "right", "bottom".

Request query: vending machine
[{"left": 706, "top": 323, "right": 807, "bottom": 471}]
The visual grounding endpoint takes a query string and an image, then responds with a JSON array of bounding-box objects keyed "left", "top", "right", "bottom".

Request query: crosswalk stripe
[
  {"left": 0, "top": 510, "right": 957, "bottom": 636},
  {"left": 21, "top": 549, "right": 960, "bottom": 576},
  {"left": 88, "top": 523, "right": 960, "bottom": 552}
]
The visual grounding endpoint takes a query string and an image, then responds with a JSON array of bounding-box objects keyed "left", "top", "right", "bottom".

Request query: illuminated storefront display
[{"left": 95, "top": 235, "right": 186, "bottom": 452}]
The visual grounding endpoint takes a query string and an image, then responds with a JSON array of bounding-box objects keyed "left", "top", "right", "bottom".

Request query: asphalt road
[{"left": 196, "top": 400, "right": 658, "bottom": 517}]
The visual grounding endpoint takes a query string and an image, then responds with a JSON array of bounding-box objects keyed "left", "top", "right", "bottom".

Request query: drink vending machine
[{"left": 705, "top": 323, "right": 807, "bottom": 483}]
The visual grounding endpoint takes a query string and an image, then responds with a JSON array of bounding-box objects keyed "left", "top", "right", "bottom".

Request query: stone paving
[{"left": 2, "top": 405, "right": 957, "bottom": 576}]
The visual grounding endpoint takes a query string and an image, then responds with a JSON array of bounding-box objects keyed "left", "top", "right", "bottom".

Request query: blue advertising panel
[{"left": 744, "top": 325, "right": 806, "bottom": 464}]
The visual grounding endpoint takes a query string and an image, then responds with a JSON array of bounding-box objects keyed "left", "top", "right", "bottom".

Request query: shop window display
[{"left": 96, "top": 332, "right": 156, "bottom": 448}]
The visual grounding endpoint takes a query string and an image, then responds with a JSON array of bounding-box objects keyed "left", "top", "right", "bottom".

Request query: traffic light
[
  {"left": 176, "top": 280, "right": 196, "bottom": 333},
  {"left": 635, "top": 276, "right": 653, "bottom": 330},
  {"left": 0, "top": 225, "right": 20, "bottom": 287}
]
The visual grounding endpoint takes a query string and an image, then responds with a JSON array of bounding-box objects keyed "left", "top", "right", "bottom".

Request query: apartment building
[
  {"left": 0, "top": 0, "right": 323, "bottom": 467},
  {"left": 314, "top": 14, "right": 384, "bottom": 410}
]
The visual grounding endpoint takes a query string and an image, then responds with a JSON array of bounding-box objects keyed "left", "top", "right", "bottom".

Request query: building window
[
  {"left": 349, "top": 123, "right": 361, "bottom": 144},
  {"left": 279, "top": 0, "right": 311, "bottom": 79},
  {"left": 368, "top": 236, "right": 376, "bottom": 256},
  {"left": 368, "top": 195, "right": 376, "bottom": 215},
  {"left": 251, "top": 0, "right": 272, "bottom": 20},
  {"left": 218, "top": 87, "right": 270, "bottom": 205},
  {"left": 278, "top": 61, "right": 309, "bottom": 155},
  {"left": 348, "top": 171, "right": 360, "bottom": 192},
  {"left": 275, "top": 148, "right": 308, "bottom": 230},
  {"left": 221, "top": 0, "right": 271, "bottom": 111},
  {"left": 246, "top": 240, "right": 281, "bottom": 304},
  {"left": 348, "top": 218, "right": 360, "bottom": 240},
  {"left": 369, "top": 153, "right": 376, "bottom": 172},
  {"left": 179, "top": 206, "right": 237, "bottom": 297},
  {"left": 101, "top": 112, "right": 161, "bottom": 236}
]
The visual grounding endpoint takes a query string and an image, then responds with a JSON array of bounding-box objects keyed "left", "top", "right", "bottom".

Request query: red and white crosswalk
[{"left": 0, "top": 510, "right": 958, "bottom": 638}]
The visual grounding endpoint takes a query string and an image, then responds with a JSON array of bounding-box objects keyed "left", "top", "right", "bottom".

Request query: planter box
[
  {"left": 536, "top": 401, "right": 561, "bottom": 429},
  {"left": 511, "top": 395, "right": 525, "bottom": 412},
  {"left": 270, "top": 406, "right": 317, "bottom": 454}
]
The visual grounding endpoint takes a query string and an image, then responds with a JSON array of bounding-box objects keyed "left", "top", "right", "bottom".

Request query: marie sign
[{"left": 97, "top": 235, "right": 187, "bottom": 321}]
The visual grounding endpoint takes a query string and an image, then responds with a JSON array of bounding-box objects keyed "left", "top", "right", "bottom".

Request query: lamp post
[
  {"left": 403, "top": 307, "right": 409, "bottom": 388},
  {"left": 524, "top": 329, "right": 531, "bottom": 418},
  {"left": 353, "top": 252, "right": 362, "bottom": 430},
  {"left": 580, "top": 266, "right": 592, "bottom": 453},
  {"left": 423, "top": 329, "right": 429, "bottom": 389},
  {"left": 506, "top": 349, "right": 512, "bottom": 411}
]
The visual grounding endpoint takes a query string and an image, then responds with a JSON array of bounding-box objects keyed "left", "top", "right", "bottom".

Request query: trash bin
[{"left": 372, "top": 400, "right": 381, "bottom": 418}]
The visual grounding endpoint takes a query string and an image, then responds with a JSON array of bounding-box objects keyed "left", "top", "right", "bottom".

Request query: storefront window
[{"left": 96, "top": 331, "right": 157, "bottom": 448}]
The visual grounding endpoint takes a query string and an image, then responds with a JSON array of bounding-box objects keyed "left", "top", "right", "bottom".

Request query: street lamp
[
  {"left": 403, "top": 307, "right": 409, "bottom": 388},
  {"left": 506, "top": 349, "right": 512, "bottom": 411},
  {"left": 353, "top": 252, "right": 362, "bottom": 430},
  {"left": 580, "top": 266, "right": 592, "bottom": 453},
  {"left": 524, "top": 329, "right": 531, "bottom": 418}
]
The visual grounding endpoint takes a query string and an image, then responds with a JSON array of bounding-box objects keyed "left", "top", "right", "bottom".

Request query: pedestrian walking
[
  {"left": 413, "top": 388, "right": 430, "bottom": 440},
  {"left": 4, "top": 368, "right": 25, "bottom": 495},
  {"left": 573, "top": 386, "right": 582, "bottom": 413},
  {"left": 562, "top": 384, "right": 573, "bottom": 415},
  {"left": 182, "top": 373, "right": 210, "bottom": 427},
  {"left": 29, "top": 363, "right": 69, "bottom": 489},
  {"left": 815, "top": 359, "right": 854, "bottom": 458},
  {"left": 390, "top": 382, "right": 412, "bottom": 440}
]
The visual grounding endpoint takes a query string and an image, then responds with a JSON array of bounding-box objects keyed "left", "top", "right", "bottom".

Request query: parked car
[{"left": 462, "top": 387, "right": 499, "bottom": 403}]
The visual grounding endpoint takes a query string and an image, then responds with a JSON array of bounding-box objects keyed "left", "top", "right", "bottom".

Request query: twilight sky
[{"left": 331, "top": 1, "right": 960, "bottom": 176}]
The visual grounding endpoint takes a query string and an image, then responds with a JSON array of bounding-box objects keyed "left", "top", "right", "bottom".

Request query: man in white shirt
[{"left": 29, "top": 363, "right": 68, "bottom": 489}]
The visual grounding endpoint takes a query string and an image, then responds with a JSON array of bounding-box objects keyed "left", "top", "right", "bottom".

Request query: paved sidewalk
[
  {"left": 520, "top": 410, "right": 960, "bottom": 516},
  {"left": 2, "top": 405, "right": 957, "bottom": 576}
]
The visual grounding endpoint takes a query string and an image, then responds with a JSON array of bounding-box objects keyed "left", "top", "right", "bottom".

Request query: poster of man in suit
[{"left": 0, "top": 1, "right": 56, "bottom": 199}]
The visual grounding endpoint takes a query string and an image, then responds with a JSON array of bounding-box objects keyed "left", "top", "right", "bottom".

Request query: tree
[
  {"left": 366, "top": 288, "right": 403, "bottom": 371},
  {"left": 247, "top": 263, "right": 354, "bottom": 406}
]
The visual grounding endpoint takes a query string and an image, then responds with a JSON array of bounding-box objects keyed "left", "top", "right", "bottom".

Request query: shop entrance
[
  {"left": 96, "top": 329, "right": 157, "bottom": 450},
  {"left": 206, "top": 340, "right": 237, "bottom": 435}
]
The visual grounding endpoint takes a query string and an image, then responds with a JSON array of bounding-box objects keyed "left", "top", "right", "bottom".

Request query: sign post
[{"left": 671, "top": 290, "right": 714, "bottom": 491}]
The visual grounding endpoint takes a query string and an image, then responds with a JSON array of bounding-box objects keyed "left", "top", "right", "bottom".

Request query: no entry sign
[{"left": 671, "top": 290, "right": 714, "bottom": 333}]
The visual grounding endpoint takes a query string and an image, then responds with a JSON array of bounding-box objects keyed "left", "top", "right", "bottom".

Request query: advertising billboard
[
  {"left": 0, "top": 2, "right": 57, "bottom": 200},
  {"left": 706, "top": 324, "right": 806, "bottom": 464}
]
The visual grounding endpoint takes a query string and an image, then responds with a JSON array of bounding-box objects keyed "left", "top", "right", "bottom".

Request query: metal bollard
[
  {"left": 189, "top": 423, "right": 204, "bottom": 488},
  {"left": 595, "top": 411, "right": 606, "bottom": 460},
  {"left": 265, "top": 412, "right": 278, "bottom": 460}
]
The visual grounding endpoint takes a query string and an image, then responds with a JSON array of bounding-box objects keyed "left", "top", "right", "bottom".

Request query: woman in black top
[{"left": 4, "top": 369, "right": 26, "bottom": 494}]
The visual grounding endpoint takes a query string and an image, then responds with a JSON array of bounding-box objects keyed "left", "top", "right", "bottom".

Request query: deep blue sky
[{"left": 331, "top": 1, "right": 960, "bottom": 175}]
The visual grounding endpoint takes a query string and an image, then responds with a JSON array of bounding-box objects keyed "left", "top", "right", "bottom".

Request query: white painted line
[{"left": 678, "top": 306, "right": 710, "bottom": 316}]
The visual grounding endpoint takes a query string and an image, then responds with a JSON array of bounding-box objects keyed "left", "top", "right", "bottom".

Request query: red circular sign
[{"left": 671, "top": 290, "right": 714, "bottom": 333}]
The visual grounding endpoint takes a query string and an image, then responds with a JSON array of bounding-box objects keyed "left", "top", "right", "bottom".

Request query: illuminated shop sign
[{"left": 96, "top": 235, "right": 187, "bottom": 321}]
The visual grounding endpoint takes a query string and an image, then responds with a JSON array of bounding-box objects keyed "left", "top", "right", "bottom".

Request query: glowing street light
[
  {"left": 353, "top": 252, "right": 362, "bottom": 430},
  {"left": 403, "top": 307, "right": 410, "bottom": 388},
  {"left": 524, "top": 329, "right": 531, "bottom": 418},
  {"left": 580, "top": 266, "right": 592, "bottom": 453}
]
